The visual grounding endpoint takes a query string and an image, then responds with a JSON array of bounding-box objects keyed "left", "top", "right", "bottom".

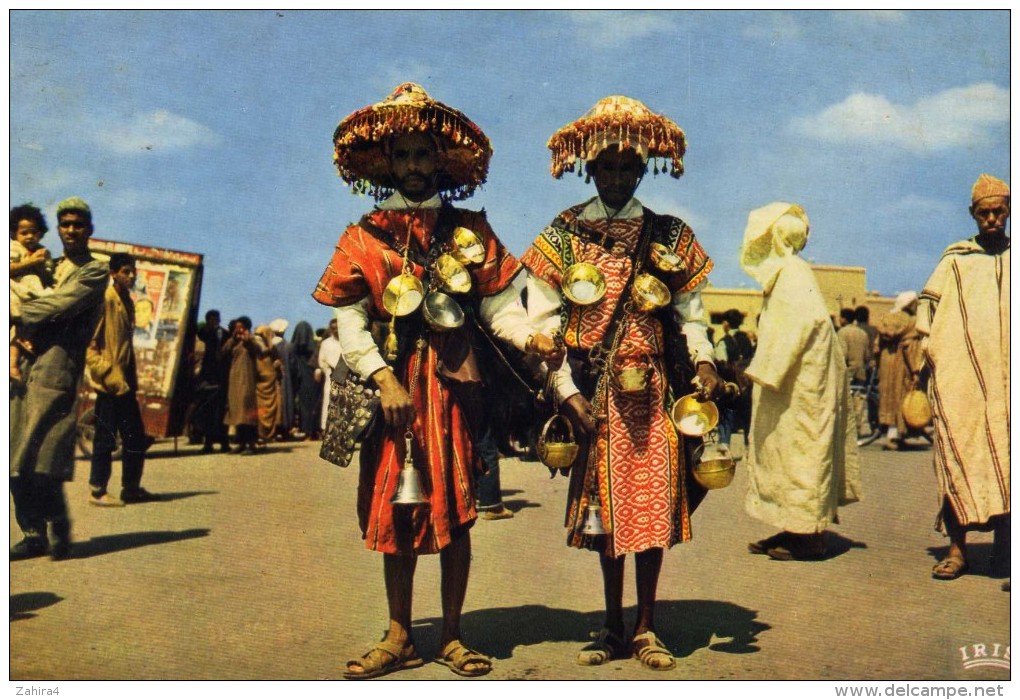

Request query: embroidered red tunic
[{"left": 314, "top": 207, "right": 521, "bottom": 555}]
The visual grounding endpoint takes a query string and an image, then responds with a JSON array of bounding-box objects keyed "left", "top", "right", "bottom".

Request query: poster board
[{"left": 87, "top": 239, "right": 204, "bottom": 438}]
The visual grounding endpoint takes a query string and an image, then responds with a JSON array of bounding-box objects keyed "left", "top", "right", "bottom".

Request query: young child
[{"left": 10, "top": 204, "right": 56, "bottom": 383}]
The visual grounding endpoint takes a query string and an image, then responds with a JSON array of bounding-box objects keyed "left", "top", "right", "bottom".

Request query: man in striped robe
[{"left": 918, "top": 173, "right": 1010, "bottom": 581}]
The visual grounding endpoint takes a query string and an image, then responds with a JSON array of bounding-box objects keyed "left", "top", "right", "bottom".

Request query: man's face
[
  {"left": 590, "top": 146, "right": 645, "bottom": 211},
  {"left": 329, "top": 320, "right": 338, "bottom": 338},
  {"left": 57, "top": 211, "right": 93, "bottom": 254},
  {"left": 971, "top": 197, "right": 1010, "bottom": 238},
  {"left": 111, "top": 264, "right": 136, "bottom": 293},
  {"left": 389, "top": 133, "right": 439, "bottom": 201},
  {"left": 14, "top": 219, "right": 43, "bottom": 251},
  {"left": 207, "top": 315, "right": 221, "bottom": 330}
]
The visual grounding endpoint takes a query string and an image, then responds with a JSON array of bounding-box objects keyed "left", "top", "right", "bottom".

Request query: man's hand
[
  {"left": 562, "top": 393, "right": 596, "bottom": 436},
  {"left": 372, "top": 367, "right": 416, "bottom": 428},
  {"left": 694, "top": 362, "right": 723, "bottom": 400},
  {"left": 526, "top": 332, "right": 565, "bottom": 369}
]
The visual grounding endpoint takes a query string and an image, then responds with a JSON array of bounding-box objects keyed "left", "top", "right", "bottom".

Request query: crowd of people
[
  {"left": 8, "top": 82, "right": 1009, "bottom": 680},
  {"left": 190, "top": 311, "right": 343, "bottom": 454}
]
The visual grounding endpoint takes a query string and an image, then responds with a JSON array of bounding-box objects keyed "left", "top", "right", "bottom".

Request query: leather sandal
[
  {"left": 632, "top": 631, "right": 676, "bottom": 671},
  {"left": 435, "top": 640, "right": 493, "bottom": 677},
  {"left": 577, "top": 628, "right": 629, "bottom": 666},
  {"left": 343, "top": 638, "right": 424, "bottom": 680},
  {"left": 932, "top": 555, "right": 969, "bottom": 581}
]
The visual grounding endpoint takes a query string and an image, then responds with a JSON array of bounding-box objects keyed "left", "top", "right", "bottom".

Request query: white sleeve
[
  {"left": 478, "top": 274, "right": 533, "bottom": 352},
  {"left": 524, "top": 276, "right": 582, "bottom": 402},
  {"left": 334, "top": 299, "right": 388, "bottom": 379},
  {"left": 672, "top": 279, "right": 715, "bottom": 366}
]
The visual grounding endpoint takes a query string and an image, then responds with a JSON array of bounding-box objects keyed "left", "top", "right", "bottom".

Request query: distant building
[{"left": 703, "top": 264, "right": 895, "bottom": 335}]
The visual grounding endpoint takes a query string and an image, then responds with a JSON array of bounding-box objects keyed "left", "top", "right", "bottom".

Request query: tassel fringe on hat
[
  {"left": 332, "top": 82, "right": 492, "bottom": 201},
  {"left": 547, "top": 95, "right": 687, "bottom": 180}
]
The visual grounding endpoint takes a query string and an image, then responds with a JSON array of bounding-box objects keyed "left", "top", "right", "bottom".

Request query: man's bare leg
[
  {"left": 437, "top": 530, "right": 491, "bottom": 674},
  {"left": 599, "top": 550, "right": 626, "bottom": 639},
  {"left": 633, "top": 547, "right": 663, "bottom": 637},
  {"left": 345, "top": 552, "right": 416, "bottom": 675}
]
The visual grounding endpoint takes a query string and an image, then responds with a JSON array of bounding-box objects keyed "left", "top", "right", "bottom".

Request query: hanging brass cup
[
  {"left": 382, "top": 273, "right": 425, "bottom": 317},
  {"left": 434, "top": 253, "right": 473, "bottom": 294},
  {"left": 562, "top": 262, "right": 607, "bottom": 306},
  {"left": 536, "top": 413, "right": 579, "bottom": 470},
  {"left": 451, "top": 227, "right": 486, "bottom": 265},
  {"left": 670, "top": 393, "right": 720, "bottom": 436},
  {"left": 649, "top": 242, "right": 685, "bottom": 273},
  {"left": 631, "top": 273, "right": 671, "bottom": 313},
  {"left": 422, "top": 291, "right": 465, "bottom": 331}
]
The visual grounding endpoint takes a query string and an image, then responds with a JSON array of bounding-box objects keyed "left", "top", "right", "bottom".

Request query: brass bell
[
  {"left": 580, "top": 503, "right": 607, "bottom": 536},
  {"left": 561, "top": 262, "right": 607, "bottom": 306},
  {"left": 391, "top": 434, "right": 428, "bottom": 506}
]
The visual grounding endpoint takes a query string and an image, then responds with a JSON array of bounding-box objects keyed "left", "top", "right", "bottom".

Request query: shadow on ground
[
  {"left": 67, "top": 528, "right": 211, "bottom": 559},
  {"left": 10, "top": 592, "right": 63, "bottom": 622},
  {"left": 413, "top": 600, "right": 770, "bottom": 660}
]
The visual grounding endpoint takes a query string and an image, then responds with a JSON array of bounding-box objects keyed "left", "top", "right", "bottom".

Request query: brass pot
[
  {"left": 631, "top": 273, "right": 670, "bottom": 313},
  {"left": 536, "top": 414, "right": 579, "bottom": 470},
  {"left": 649, "top": 242, "right": 685, "bottom": 273},
  {"left": 693, "top": 456, "right": 736, "bottom": 490},
  {"left": 422, "top": 291, "right": 464, "bottom": 331},
  {"left": 451, "top": 226, "right": 485, "bottom": 265},
  {"left": 382, "top": 273, "right": 425, "bottom": 317},
  {"left": 670, "top": 393, "right": 719, "bottom": 436},
  {"left": 562, "top": 262, "right": 607, "bottom": 306},
  {"left": 434, "top": 253, "right": 473, "bottom": 294}
]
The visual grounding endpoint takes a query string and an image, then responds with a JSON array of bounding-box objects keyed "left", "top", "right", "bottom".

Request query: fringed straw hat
[
  {"left": 547, "top": 95, "right": 687, "bottom": 179},
  {"left": 332, "top": 82, "right": 492, "bottom": 201}
]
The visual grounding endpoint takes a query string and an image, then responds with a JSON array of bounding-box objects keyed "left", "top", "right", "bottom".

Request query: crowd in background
[{"left": 189, "top": 310, "right": 343, "bottom": 454}]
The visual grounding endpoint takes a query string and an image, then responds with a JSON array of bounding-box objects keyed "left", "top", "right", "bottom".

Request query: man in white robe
[
  {"left": 918, "top": 174, "right": 1010, "bottom": 581},
  {"left": 739, "top": 202, "right": 862, "bottom": 561}
]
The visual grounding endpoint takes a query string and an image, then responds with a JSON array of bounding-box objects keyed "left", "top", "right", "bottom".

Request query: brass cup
[
  {"left": 536, "top": 414, "right": 579, "bottom": 470},
  {"left": 451, "top": 226, "right": 485, "bottom": 265},
  {"left": 613, "top": 366, "right": 651, "bottom": 393},
  {"left": 650, "top": 242, "right": 685, "bottom": 273},
  {"left": 422, "top": 291, "right": 464, "bottom": 332},
  {"left": 693, "top": 456, "right": 736, "bottom": 490},
  {"left": 562, "top": 262, "right": 607, "bottom": 306},
  {"left": 434, "top": 253, "right": 473, "bottom": 294},
  {"left": 670, "top": 393, "right": 720, "bottom": 436},
  {"left": 631, "top": 273, "right": 671, "bottom": 313},
  {"left": 382, "top": 273, "right": 425, "bottom": 317}
]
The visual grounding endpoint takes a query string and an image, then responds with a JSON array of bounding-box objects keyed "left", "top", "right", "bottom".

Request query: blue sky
[{"left": 9, "top": 10, "right": 1010, "bottom": 332}]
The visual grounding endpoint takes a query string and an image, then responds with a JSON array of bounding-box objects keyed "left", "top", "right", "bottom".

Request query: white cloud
[
  {"left": 790, "top": 83, "right": 1008, "bottom": 153},
  {"left": 90, "top": 110, "right": 222, "bottom": 155},
  {"left": 741, "top": 13, "right": 803, "bottom": 42},
  {"left": 563, "top": 11, "right": 677, "bottom": 45}
]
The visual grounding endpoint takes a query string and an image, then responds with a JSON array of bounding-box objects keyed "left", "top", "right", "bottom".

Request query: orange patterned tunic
[
  {"left": 314, "top": 206, "right": 521, "bottom": 555},
  {"left": 521, "top": 201, "right": 712, "bottom": 557}
]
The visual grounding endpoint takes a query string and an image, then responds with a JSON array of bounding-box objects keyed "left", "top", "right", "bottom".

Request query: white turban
[
  {"left": 268, "top": 318, "right": 289, "bottom": 335},
  {"left": 892, "top": 291, "right": 918, "bottom": 313}
]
